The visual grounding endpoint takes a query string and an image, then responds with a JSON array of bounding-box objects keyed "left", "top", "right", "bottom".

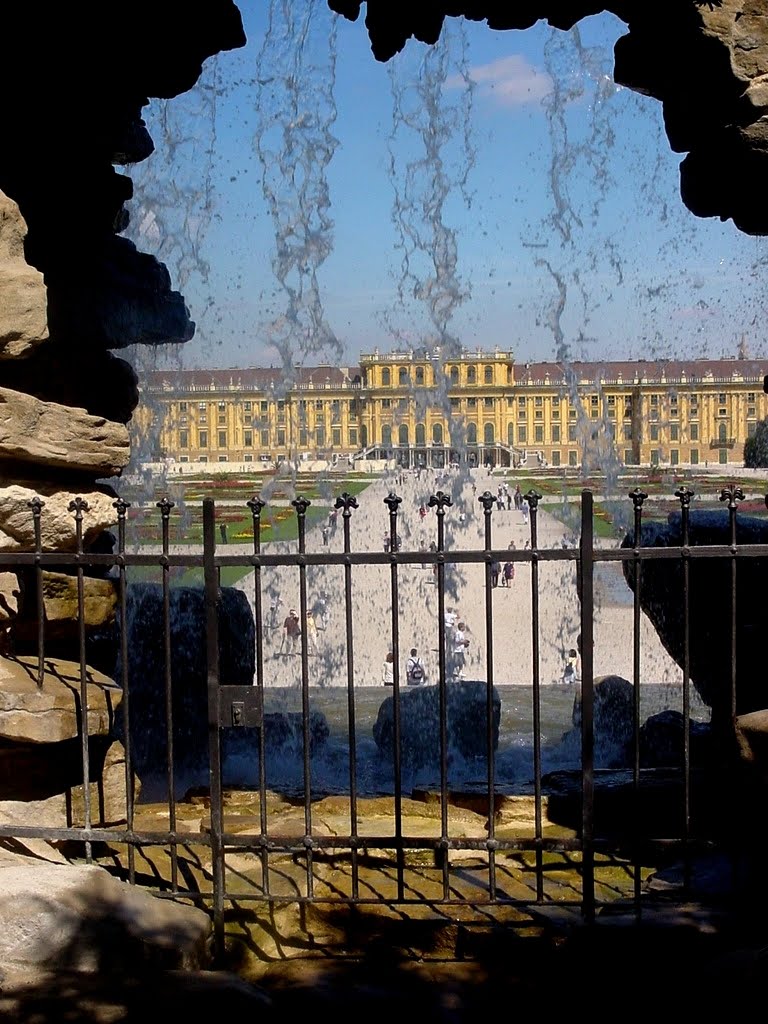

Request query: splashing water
[{"left": 254, "top": 0, "right": 342, "bottom": 381}]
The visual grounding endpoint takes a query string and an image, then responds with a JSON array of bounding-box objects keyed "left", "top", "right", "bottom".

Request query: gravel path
[{"left": 232, "top": 468, "right": 682, "bottom": 689}]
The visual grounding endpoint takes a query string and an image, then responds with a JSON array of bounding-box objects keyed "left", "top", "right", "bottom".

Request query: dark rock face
[
  {"left": 329, "top": 1, "right": 768, "bottom": 236},
  {"left": 372, "top": 681, "right": 500, "bottom": 770},
  {"left": 0, "top": 3, "right": 246, "bottom": 352},
  {"left": 622, "top": 511, "right": 768, "bottom": 717},
  {"left": 114, "top": 583, "right": 256, "bottom": 782}
]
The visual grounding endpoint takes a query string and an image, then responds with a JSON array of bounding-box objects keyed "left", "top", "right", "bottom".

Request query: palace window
[
  {"left": 670, "top": 425, "right": 679, "bottom": 441},
  {"left": 218, "top": 431, "right": 227, "bottom": 448},
  {"left": 467, "top": 423, "right": 477, "bottom": 444},
  {"left": 261, "top": 430, "right": 269, "bottom": 446},
  {"left": 179, "top": 402, "right": 188, "bottom": 413},
  {"left": 552, "top": 410, "right": 560, "bottom": 420},
  {"left": 484, "top": 365, "right": 493, "bottom": 384},
  {"left": 381, "top": 399, "right": 391, "bottom": 409},
  {"left": 244, "top": 431, "right": 252, "bottom": 447},
  {"left": 568, "top": 425, "right": 577, "bottom": 442},
  {"left": 278, "top": 429, "right": 285, "bottom": 445},
  {"left": 218, "top": 402, "right": 226, "bottom": 410},
  {"left": 691, "top": 449, "right": 699, "bottom": 465},
  {"left": 518, "top": 425, "right": 527, "bottom": 443},
  {"left": 484, "top": 423, "right": 495, "bottom": 444},
  {"left": 449, "top": 366, "right": 459, "bottom": 386},
  {"left": 218, "top": 414, "right": 226, "bottom": 424},
  {"left": 748, "top": 406, "right": 756, "bottom": 418},
  {"left": 551, "top": 451, "right": 560, "bottom": 466},
  {"left": 450, "top": 398, "right": 459, "bottom": 409},
  {"left": 415, "top": 367, "right": 425, "bottom": 385},
  {"left": 650, "top": 425, "right": 659, "bottom": 441},
  {"left": 467, "top": 397, "right": 477, "bottom": 408},
  {"left": 534, "top": 425, "right": 543, "bottom": 443},
  {"left": 332, "top": 428, "right": 341, "bottom": 446},
  {"left": 244, "top": 401, "right": 251, "bottom": 412},
  {"left": 552, "top": 425, "right": 560, "bottom": 442},
  {"left": 415, "top": 423, "right": 426, "bottom": 446},
  {"left": 518, "top": 406, "right": 526, "bottom": 420},
  {"left": 349, "top": 428, "right": 358, "bottom": 446},
  {"left": 690, "top": 424, "right": 698, "bottom": 441},
  {"left": 535, "top": 396, "right": 543, "bottom": 407},
  {"left": 507, "top": 397, "right": 515, "bottom": 408},
  {"left": 535, "top": 410, "right": 543, "bottom": 419},
  {"left": 568, "top": 451, "right": 577, "bottom": 466},
  {"left": 748, "top": 393, "right": 756, "bottom": 402},
  {"left": 623, "top": 424, "right": 632, "bottom": 441},
  {"left": 484, "top": 397, "right": 494, "bottom": 408},
  {"left": 467, "top": 366, "right": 477, "bottom": 384},
  {"left": 398, "top": 366, "right": 409, "bottom": 386},
  {"left": 199, "top": 431, "right": 208, "bottom": 448},
  {"left": 260, "top": 401, "right": 268, "bottom": 413},
  {"left": 179, "top": 430, "right": 188, "bottom": 448},
  {"left": 316, "top": 427, "right": 325, "bottom": 445},
  {"left": 382, "top": 367, "right": 391, "bottom": 386},
  {"left": 432, "top": 423, "right": 443, "bottom": 444},
  {"left": 507, "top": 424, "right": 514, "bottom": 445},
  {"left": 670, "top": 449, "right": 679, "bottom": 465},
  {"left": 218, "top": 455, "right": 228, "bottom": 463},
  {"left": 398, "top": 398, "right": 408, "bottom": 411}
]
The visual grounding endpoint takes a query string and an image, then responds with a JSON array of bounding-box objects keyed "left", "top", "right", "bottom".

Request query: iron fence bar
[
  {"left": 157, "top": 497, "right": 178, "bottom": 892},
  {"left": 7, "top": 541, "right": 768, "bottom": 570},
  {"left": 384, "top": 491, "right": 405, "bottom": 900},
  {"left": 203, "top": 498, "right": 225, "bottom": 962},
  {"left": 69, "top": 498, "right": 92, "bottom": 863},
  {"left": 293, "top": 496, "right": 314, "bottom": 900},
  {"left": 525, "top": 489, "right": 544, "bottom": 903},
  {"left": 579, "top": 490, "right": 595, "bottom": 922},
  {"left": 430, "top": 490, "right": 452, "bottom": 898},
  {"left": 247, "top": 495, "right": 269, "bottom": 899},
  {"left": 629, "top": 487, "right": 647, "bottom": 920},
  {"left": 337, "top": 491, "right": 360, "bottom": 900},
  {"left": 28, "top": 497, "right": 45, "bottom": 689},
  {"left": 676, "top": 486, "right": 694, "bottom": 891},
  {"left": 114, "top": 498, "right": 135, "bottom": 886},
  {"left": 479, "top": 491, "right": 497, "bottom": 900},
  {"left": 721, "top": 486, "right": 743, "bottom": 725}
]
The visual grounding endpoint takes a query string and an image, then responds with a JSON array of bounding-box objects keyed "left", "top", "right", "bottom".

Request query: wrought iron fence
[{"left": 0, "top": 484, "right": 761, "bottom": 961}]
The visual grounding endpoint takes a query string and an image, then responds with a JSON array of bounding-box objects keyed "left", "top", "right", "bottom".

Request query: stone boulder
[
  {"left": 622, "top": 511, "right": 768, "bottom": 716},
  {"left": 0, "top": 191, "right": 48, "bottom": 360},
  {"left": 556, "top": 675, "right": 636, "bottom": 770},
  {"left": 372, "top": 681, "right": 501, "bottom": 771},
  {"left": 0, "top": 387, "right": 129, "bottom": 476},
  {"left": 0, "top": 482, "right": 118, "bottom": 552},
  {"left": 0, "top": 862, "right": 210, "bottom": 977},
  {"left": 114, "top": 583, "right": 256, "bottom": 787},
  {"left": 0, "top": 654, "right": 120, "bottom": 745}
]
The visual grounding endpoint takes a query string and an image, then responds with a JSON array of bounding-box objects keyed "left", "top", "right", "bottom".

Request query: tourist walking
[
  {"left": 490, "top": 560, "right": 501, "bottom": 588},
  {"left": 514, "top": 485, "right": 522, "bottom": 510},
  {"left": 382, "top": 651, "right": 395, "bottom": 686},
  {"left": 406, "top": 648, "right": 426, "bottom": 686},
  {"left": 281, "top": 609, "right": 301, "bottom": 656},
  {"left": 503, "top": 560, "right": 515, "bottom": 586},
  {"left": 562, "top": 648, "right": 579, "bottom": 684},
  {"left": 450, "top": 621, "right": 470, "bottom": 680},
  {"left": 305, "top": 610, "right": 319, "bottom": 655},
  {"left": 268, "top": 593, "right": 283, "bottom": 631}
]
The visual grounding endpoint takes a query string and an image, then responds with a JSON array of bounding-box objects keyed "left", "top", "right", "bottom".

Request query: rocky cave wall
[{"left": 0, "top": 3, "right": 245, "bottom": 655}]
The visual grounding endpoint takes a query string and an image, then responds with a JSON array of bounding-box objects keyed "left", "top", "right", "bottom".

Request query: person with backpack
[{"left": 406, "top": 648, "right": 426, "bottom": 686}]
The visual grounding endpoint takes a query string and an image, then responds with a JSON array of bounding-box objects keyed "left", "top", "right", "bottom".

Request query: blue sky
[{"left": 127, "top": 2, "right": 767, "bottom": 372}]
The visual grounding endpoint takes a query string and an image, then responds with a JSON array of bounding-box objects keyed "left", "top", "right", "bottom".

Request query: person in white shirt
[
  {"left": 451, "top": 622, "right": 469, "bottom": 680},
  {"left": 382, "top": 651, "right": 395, "bottom": 686}
]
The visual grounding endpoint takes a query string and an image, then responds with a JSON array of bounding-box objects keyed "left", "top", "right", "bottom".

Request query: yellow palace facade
[{"left": 137, "top": 348, "right": 768, "bottom": 470}]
